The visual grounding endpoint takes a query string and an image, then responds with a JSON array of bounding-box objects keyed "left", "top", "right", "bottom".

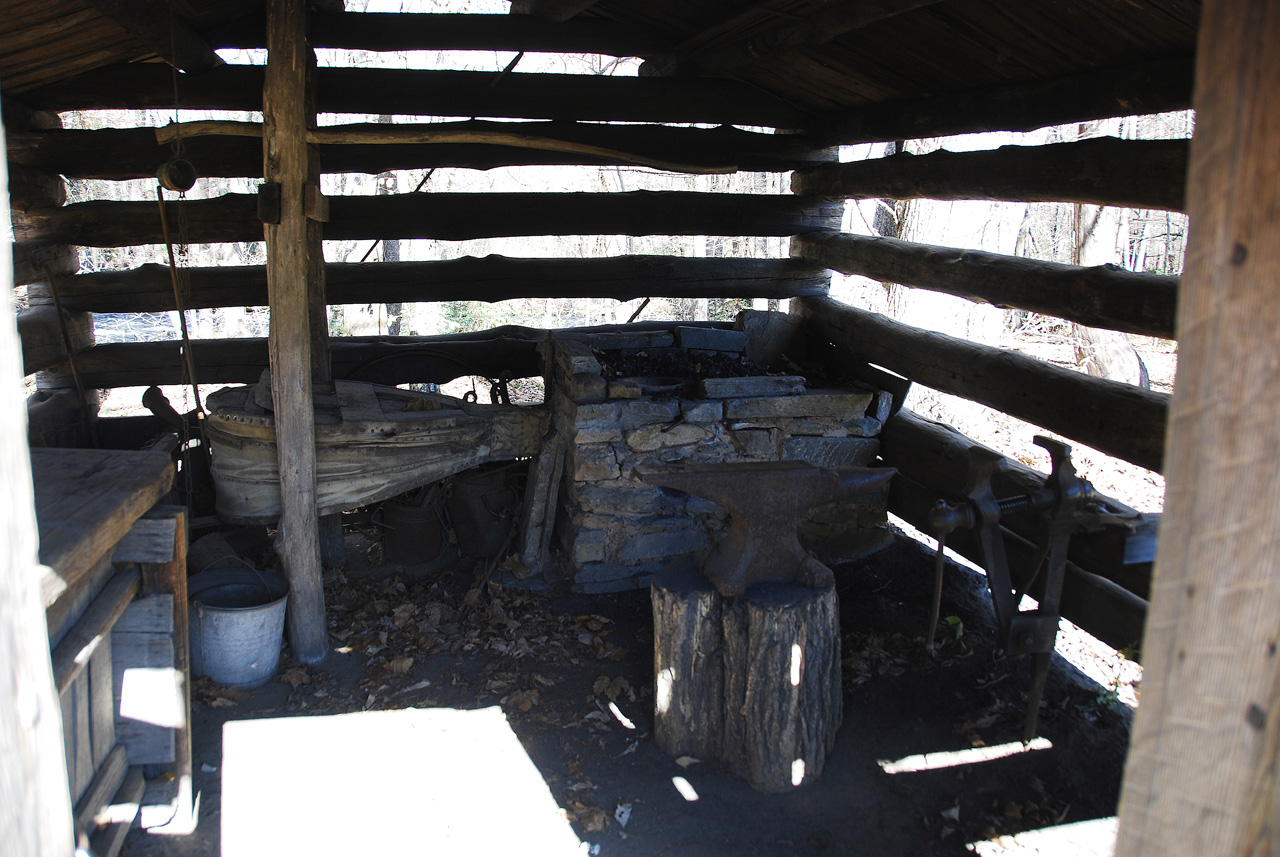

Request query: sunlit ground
[{"left": 220, "top": 706, "right": 582, "bottom": 856}]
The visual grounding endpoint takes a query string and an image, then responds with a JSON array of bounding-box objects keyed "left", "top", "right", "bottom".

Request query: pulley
[{"left": 157, "top": 157, "right": 197, "bottom": 193}]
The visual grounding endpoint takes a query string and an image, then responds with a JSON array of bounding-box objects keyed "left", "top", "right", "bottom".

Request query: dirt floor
[{"left": 122, "top": 526, "right": 1132, "bottom": 857}]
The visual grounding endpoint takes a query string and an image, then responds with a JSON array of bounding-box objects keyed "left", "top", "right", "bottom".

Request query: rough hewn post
[
  {"left": 1115, "top": 1, "right": 1280, "bottom": 855},
  {"left": 264, "top": 0, "right": 326, "bottom": 663}
]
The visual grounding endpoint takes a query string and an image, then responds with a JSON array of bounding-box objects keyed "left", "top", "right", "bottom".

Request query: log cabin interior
[{"left": 2, "top": 0, "right": 1278, "bottom": 855}]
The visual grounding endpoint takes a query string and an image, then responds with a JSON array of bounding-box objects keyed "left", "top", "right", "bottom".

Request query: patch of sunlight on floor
[
  {"left": 878, "top": 738, "right": 1052, "bottom": 774},
  {"left": 221, "top": 706, "right": 583, "bottom": 856},
  {"left": 969, "top": 816, "right": 1117, "bottom": 856}
]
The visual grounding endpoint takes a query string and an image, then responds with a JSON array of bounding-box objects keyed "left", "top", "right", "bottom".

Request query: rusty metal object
[
  {"left": 926, "top": 435, "right": 1097, "bottom": 742},
  {"left": 635, "top": 461, "right": 895, "bottom": 597}
]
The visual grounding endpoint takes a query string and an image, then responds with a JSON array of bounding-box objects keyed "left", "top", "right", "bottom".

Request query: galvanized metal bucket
[{"left": 189, "top": 568, "right": 289, "bottom": 689}]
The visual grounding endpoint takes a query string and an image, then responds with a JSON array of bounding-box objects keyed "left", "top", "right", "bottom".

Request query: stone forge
[{"left": 545, "top": 325, "right": 894, "bottom": 593}]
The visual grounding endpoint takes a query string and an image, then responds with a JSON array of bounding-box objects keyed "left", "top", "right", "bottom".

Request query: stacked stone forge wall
[{"left": 547, "top": 330, "right": 894, "bottom": 594}]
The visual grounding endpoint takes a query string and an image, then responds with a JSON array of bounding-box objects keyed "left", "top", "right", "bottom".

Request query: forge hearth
[{"left": 542, "top": 322, "right": 894, "bottom": 593}]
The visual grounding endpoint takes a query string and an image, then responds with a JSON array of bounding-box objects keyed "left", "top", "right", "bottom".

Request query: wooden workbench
[{"left": 32, "top": 447, "right": 194, "bottom": 852}]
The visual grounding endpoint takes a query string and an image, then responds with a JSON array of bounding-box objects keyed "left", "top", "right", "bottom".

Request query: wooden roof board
[{"left": 0, "top": 1, "right": 1201, "bottom": 118}]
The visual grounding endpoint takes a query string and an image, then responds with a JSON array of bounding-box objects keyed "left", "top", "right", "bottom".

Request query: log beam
[
  {"left": 53, "top": 256, "right": 829, "bottom": 314},
  {"left": 1116, "top": 1, "right": 1280, "bottom": 854},
  {"left": 18, "top": 305, "right": 93, "bottom": 376},
  {"left": 18, "top": 63, "right": 811, "bottom": 128},
  {"left": 9, "top": 122, "right": 829, "bottom": 180},
  {"left": 242, "top": 12, "right": 665, "bottom": 56},
  {"left": 64, "top": 322, "right": 733, "bottom": 388},
  {"left": 792, "top": 231, "right": 1178, "bottom": 340},
  {"left": 810, "top": 56, "right": 1195, "bottom": 147},
  {"left": 263, "top": 0, "right": 325, "bottom": 665},
  {"left": 793, "top": 138, "right": 1188, "bottom": 212},
  {"left": 641, "top": 0, "right": 942, "bottom": 78},
  {"left": 509, "top": 0, "right": 597, "bottom": 22},
  {"left": 81, "top": 0, "right": 223, "bottom": 74},
  {"left": 794, "top": 295, "right": 1168, "bottom": 472},
  {"left": 14, "top": 191, "right": 842, "bottom": 247}
]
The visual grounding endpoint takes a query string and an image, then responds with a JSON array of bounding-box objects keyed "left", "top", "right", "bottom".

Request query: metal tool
[
  {"left": 925, "top": 436, "right": 1095, "bottom": 742},
  {"left": 635, "top": 461, "right": 895, "bottom": 597}
]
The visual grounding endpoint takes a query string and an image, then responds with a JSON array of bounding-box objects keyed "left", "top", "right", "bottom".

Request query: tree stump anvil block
[{"left": 635, "top": 461, "right": 896, "bottom": 596}]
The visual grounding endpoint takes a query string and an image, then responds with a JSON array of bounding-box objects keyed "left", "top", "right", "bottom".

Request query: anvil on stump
[{"left": 637, "top": 461, "right": 895, "bottom": 792}]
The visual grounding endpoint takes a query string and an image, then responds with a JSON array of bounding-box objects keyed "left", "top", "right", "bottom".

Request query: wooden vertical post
[
  {"left": 264, "top": 0, "right": 327, "bottom": 664},
  {"left": 0, "top": 127, "right": 76, "bottom": 857},
  {"left": 1115, "top": 2, "right": 1280, "bottom": 856}
]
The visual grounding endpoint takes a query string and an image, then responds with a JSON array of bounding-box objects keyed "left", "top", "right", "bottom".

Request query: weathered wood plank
[
  {"left": 19, "top": 63, "right": 812, "bottom": 127},
  {"left": 792, "top": 231, "right": 1178, "bottom": 340},
  {"left": 110, "top": 632, "right": 177, "bottom": 765},
  {"left": 266, "top": 0, "right": 327, "bottom": 666},
  {"left": 793, "top": 138, "right": 1188, "bottom": 212},
  {"left": 88, "top": 635, "right": 115, "bottom": 770},
  {"left": 50, "top": 567, "right": 140, "bottom": 695},
  {"left": 32, "top": 448, "right": 173, "bottom": 591},
  {"left": 795, "top": 296, "right": 1169, "bottom": 472},
  {"left": 88, "top": 767, "right": 144, "bottom": 857},
  {"left": 113, "top": 595, "right": 174, "bottom": 635},
  {"left": 810, "top": 55, "right": 1196, "bottom": 147},
  {"left": 0, "top": 140, "right": 75, "bottom": 857},
  {"left": 72, "top": 743, "right": 126, "bottom": 835},
  {"left": 112, "top": 517, "right": 177, "bottom": 565},
  {"left": 55, "top": 256, "right": 829, "bottom": 313},
  {"left": 63, "top": 671, "right": 94, "bottom": 801},
  {"left": 14, "top": 191, "right": 843, "bottom": 247},
  {"left": 1115, "top": 2, "right": 1280, "bottom": 855}
]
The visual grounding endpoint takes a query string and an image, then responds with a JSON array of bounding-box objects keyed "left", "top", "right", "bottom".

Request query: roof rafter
[{"left": 81, "top": 0, "right": 223, "bottom": 74}]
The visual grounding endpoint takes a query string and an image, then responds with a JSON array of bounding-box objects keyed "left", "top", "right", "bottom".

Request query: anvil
[{"left": 635, "top": 461, "right": 896, "bottom": 597}]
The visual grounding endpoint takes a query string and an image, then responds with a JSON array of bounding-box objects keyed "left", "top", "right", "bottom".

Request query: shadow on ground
[{"left": 123, "top": 528, "right": 1131, "bottom": 857}]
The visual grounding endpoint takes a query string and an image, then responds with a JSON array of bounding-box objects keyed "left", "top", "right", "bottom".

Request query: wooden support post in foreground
[
  {"left": 0, "top": 147, "right": 75, "bottom": 857},
  {"left": 264, "top": 0, "right": 326, "bottom": 664},
  {"left": 1115, "top": 2, "right": 1280, "bottom": 855}
]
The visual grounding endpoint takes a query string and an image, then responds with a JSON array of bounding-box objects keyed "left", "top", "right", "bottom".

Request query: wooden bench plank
[{"left": 50, "top": 568, "right": 140, "bottom": 695}]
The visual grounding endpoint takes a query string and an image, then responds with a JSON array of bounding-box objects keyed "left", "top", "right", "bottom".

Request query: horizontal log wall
[
  {"left": 15, "top": 191, "right": 841, "bottom": 247},
  {"left": 19, "top": 64, "right": 812, "bottom": 127},
  {"left": 47, "top": 257, "right": 830, "bottom": 314},
  {"left": 792, "top": 232, "right": 1178, "bottom": 340},
  {"left": 8, "top": 122, "right": 830, "bottom": 180},
  {"left": 809, "top": 55, "right": 1195, "bottom": 146},
  {"left": 792, "top": 138, "right": 1188, "bottom": 212},
  {"left": 795, "top": 295, "right": 1168, "bottom": 472},
  {"left": 57, "top": 321, "right": 730, "bottom": 389},
  {"left": 211, "top": 12, "right": 668, "bottom": 56}
]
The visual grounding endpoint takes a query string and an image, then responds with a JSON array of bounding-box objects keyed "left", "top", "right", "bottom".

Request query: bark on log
[
  {"left": 210, "top": 12, "right": 665, "bottom": 57},
  {"left": 791, "top": 231, "right": 1178, "bottom": 340},
  {"left": 810, "top": 55, "right": 1195, "bottom": 147},
  {"left": 18, "top": 63, "right": 811, "bottom": 127},
  {"left": 793, "top": 138, "right": 1188, "bottom": 212},
  {"left": 642, "top": 0, "right": 942, "bottom": 78},
  {"left": 8, "top": 122, "right": 829, "bottom": 180},
  {"left": 889, "top": 472, "right": 1147, "bottom": 656},
  {"left": 54, "top": 256, "right": 829, "bottom": 313},
  {"left": 795, "top": 295, "right": 1168, "bottom": 472},
  {"left": 15, "top": 191, "right": 842, "bottom": 247},
  {"left": 879, "top": 408, "right": 1157, "bottom": 599},
  {"left": 652, "top": 566, "right": 724, "bottom": 761},
  {"left": 652, "top": 566, "right": 842, "bottom": 792}
]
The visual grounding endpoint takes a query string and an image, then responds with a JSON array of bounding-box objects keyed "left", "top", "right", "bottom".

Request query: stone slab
[
  {"left": 674, "top": 327, "right": 748, "bottom": 353},
  {"left": 699, "top": 375, "right": 806, "bottom": 399},
  {"left": 626, "top": 423, "right": 712, "bottom": 452},
  {"left": 569, "top": 443, "right": 621, "bottom": 483},
  {"left": 732, "top": 428, "right": 776, "bottom": 458},
  {"left": 724, "top": 389, "right": 874, "bottom": 419}
]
